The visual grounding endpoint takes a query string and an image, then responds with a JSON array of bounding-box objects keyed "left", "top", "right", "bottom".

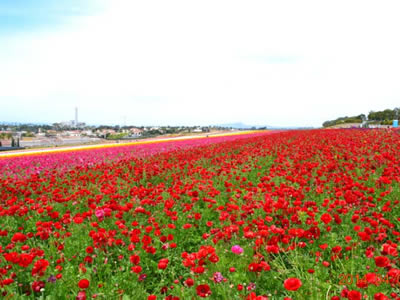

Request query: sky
[{"left": 0, "top": 0, "right": 399, "bottom": 127}]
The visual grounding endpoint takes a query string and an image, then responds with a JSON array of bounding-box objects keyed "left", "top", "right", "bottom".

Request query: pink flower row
[{"left": 0, "top": 132, "right": 273, "bottom": 179}]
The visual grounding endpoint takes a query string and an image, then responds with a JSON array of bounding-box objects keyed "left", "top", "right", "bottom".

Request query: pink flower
[
  {"left": 213, "top": 272, "right": 224, "bottom": 283},
  {"left": 95, "top": 209, "right": 105, "bottom": 219},
  {"left": 231, "top": 245, "right": 243, "bottom": 254}
]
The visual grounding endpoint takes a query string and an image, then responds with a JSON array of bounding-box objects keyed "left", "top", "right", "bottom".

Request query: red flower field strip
[{"left": 0, "top": 130, "right": 276, "bottom": 178}]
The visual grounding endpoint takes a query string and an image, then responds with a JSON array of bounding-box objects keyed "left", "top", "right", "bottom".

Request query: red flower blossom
[
  {"left": 78, "top": 279, "right": 90, "bottom": 289},
  {"left": 347, "top": 290, "right": 361, "bottom": 300},
  {"left": 184, "top": 277, "right": 194, "bottom": 287},
  {"left": 11, "top": 232, "right": 27, "bottom": 243},
  {"left": 158, "top": 258, "right": 169, "bottom": 270},
  {"left": 196, "top": 284, "right": 211, "bottom": 298},
  {"left": 283, "top": 277, "right": 302, "bottom": 291},
  {"left": 31, "top": 259, "right": 49, "bottom": 277},
  {"left": 31, "top": 280, "right": 45, "bottom": 292},
  {"left": 374, "top": 293, "right": 389, "bottom": 300},
  {"left": 76, "top": 291, "right": 87, "bottom": 300},
  {"left": 320, "top": 213, "right": 332, "bottom": 225},
  {"left": 374, "top": 256, "right": 390, "bottom": 268}
]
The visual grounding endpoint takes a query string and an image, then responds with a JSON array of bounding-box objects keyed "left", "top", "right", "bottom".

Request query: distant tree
[
  {"left": 22, "top": 132, "right": 35, "bottom": 138},
  {"left": 368, "top": 108, "right": 398, "bottom": 123}
]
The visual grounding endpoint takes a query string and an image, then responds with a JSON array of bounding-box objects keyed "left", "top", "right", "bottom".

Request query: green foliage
[
  {"left": 21, "top": 132, "right": 35, "bottom": 137},
  {"left": 368, "top": 108, "right": 399, "bottom": 121},
  {"left": 323, "top": 107, "right": 400, "bottom": 127},
  {"left": 106, "top": 133, "right": 130, "bottom": 140},
  {"left": 322, "top": 114, "right": 365, "bottom": 127}
]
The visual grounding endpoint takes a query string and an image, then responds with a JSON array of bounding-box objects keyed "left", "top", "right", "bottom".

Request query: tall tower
[{"left": 75, "top": 107, "right": 78, "bottom": 127}]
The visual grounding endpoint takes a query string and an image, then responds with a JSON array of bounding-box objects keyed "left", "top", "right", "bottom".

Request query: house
[
  {"left": 130, "top": 128, "right": 143, "bottom": 136},
  {"left": 62, "top": 130, "right": 82, "bottom": 137}
]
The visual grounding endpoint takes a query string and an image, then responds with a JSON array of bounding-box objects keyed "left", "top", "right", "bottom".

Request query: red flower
[
  {"left": 11, "top": 232, "right": 27, "bottom": 243},
  {"left": 374, "top": 256, "right": 390, "bottom": 268},
  {"left": 320, "top": 213, "right": 332, "bottom": 225},
  {"left": 196, "top": 284, "right": 211, "bottom": 298},
  {"left": 283, "top": 277, "right": 302, "bottom": 291},
  {"left": 76, "top": 291, "right": 87, "bottom": 300},
  {"left": 31, "top": 280, "right": 45, "bottom": 292},
  {"left": 78, "top": 279, "right": 90, "bottom": 289},
  {"left": 158, "top": 258, "right": 169, "bottom": 270},
  {"left": 248, "top": 262, "right": 262, "bottom": 272},
  {"left": 31, "top": 259, "right": 49, "bottom": 277},
  {"left": 18, "top": 253, "right": 34, "bottom": 268},
  {"left": 2, "top": 278, "right": 14, "bottom": 285},
  {"left": 131, "top": 265, "right": 142, "bottom": 273},
  {"left": 374, "top": 293, "right": 389, "bottom": 300},
  {"left": 130, "top": 254, "right": 140, "bottom": 265},
  {"left": 347, "top": 290, "right": 361, "bottom": 300},
  {"left": 208, "top": 254, "right": 219, "bottom": 263},
  {"left": 184, "top": 277, "right": 194, "bottom": 287}
]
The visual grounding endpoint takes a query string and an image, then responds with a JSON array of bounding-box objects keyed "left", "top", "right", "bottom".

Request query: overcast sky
[{"left": 0, "top": 0, "right": 399, "bottom": 127}]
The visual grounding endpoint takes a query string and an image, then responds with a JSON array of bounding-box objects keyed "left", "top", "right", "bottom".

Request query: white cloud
[{"left": 0, "top": 0, "right": 399, "bottom": 126}]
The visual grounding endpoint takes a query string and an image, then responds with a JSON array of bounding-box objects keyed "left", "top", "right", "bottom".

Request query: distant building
[
  {"left": 130, "top": 128, "right": 143, "bottom": 136},
  {"left": 45, "top": 130, "right": 59, "bottom": 137},
  {"left": 75, "top": 107, "right": 78, "bottom": 127},
  {"left": 82, "top": 130, "right": 94, "bottom": 136},
  {"left": 63, "top": 130, "right": 81, "bottom": 137}
]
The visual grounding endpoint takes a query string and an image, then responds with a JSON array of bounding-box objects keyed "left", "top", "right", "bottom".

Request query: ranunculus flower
[
  {"left": 95, "top": 209, "right": 105, "bottom": 219},
  {"left": 283, "top": 277, "right": 302, "bottom": 291},
  {"left": 196, "top": 284, "right": 211, "bottom": 298},
  {"left": 185, "top": 277, "right": 194, "bottom": 287},
  {"left": 78, "top": 279, "right": 90, "bottom": 289},
  {"left": 347, "top": 290, "right": 362, "bottom": 300},
  {"left": 374, "top": 292, "right": 390, "bottom": 300},
  {"left": 31, "top": 280, "right": 45, "bottom": 292},
  {"left": 31, "top": 259, "right": 50, "bottom": 277},
  {"left": 76, "top": 291, "right": 87, "bottom": 300},
  {"left": 157, "top": 258, "right": 169, "bottom": 270},
  {"left": 320, "top": 213, "right": 332, "bottom": 224},
  {"left": 11, "top": 232, "right": 27, "bottom": 243},
  {"left": 231, "top": 245, "right": 243, "bottom": 254},
  {"left": 374, "top": 256, "right": 390, "bottom": 268}
]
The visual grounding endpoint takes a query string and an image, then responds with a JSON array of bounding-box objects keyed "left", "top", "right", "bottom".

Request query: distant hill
[
  {"left": 217, "top": 122, "right": 257, "bottom": 129},
  {"left": 323, "top": 115, "right": 365, "bottom": 128}
]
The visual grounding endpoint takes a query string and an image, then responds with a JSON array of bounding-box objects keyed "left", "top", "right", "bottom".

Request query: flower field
[{"left": 1, "top": 129, "right": 400, "bottom": 300}]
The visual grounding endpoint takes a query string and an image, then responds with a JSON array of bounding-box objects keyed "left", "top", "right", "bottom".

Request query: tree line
[
  {"left": 322, "top": 114, "right": 366, "bottom": 127},
  {"left": 323, "top": 107, "right": 399, "bottom": 127}
]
